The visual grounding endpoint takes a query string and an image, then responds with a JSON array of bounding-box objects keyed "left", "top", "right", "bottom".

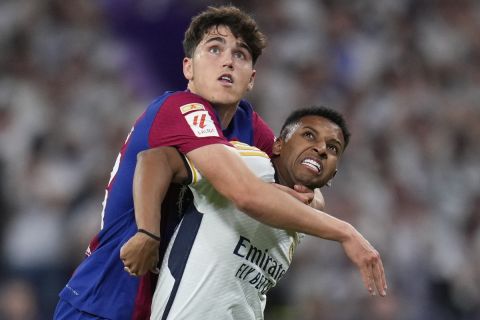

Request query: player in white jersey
[
  {"left": 134, "top": 106, "right": 385, "bottom": 319},
  {"left": 151, "top": 141, "right": 295, "bottom": 319}
]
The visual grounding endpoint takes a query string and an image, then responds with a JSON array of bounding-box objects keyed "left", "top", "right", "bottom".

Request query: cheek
[{"left": 325, "top": 161, "right": 337, "bottom": 176}]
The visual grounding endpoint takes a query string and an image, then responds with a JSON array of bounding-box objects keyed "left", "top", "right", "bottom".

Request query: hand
[
  {"left": 294, "top": 185, "right": 325, "bottom": 210},
  {"left": 341, "top": 224, "right": 387, "bottom": 297},
  {"left": 272, "top": 183, "right": 314, "bottom": 205},
  {"left": 120, "top": 232, "right": 160, "bottom": 276}
]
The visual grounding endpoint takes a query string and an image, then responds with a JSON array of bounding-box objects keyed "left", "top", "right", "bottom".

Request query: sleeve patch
[
  {"left": 180, "top": 103, "right": 206, "bottom": 114},
  {"left": 184, "top": 111, "right": 219, "bottom": 137}
]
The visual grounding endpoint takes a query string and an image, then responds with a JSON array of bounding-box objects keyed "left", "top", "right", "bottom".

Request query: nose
[
  {"left": 222, "top": 50, "right": 234, "bottom": 69},
  {"left": 313, "top": 142, "right": 327, "bottom": 159}
]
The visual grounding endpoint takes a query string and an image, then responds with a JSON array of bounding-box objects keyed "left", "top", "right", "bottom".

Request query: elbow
[
  {"left": 137, "top": 150, "right": 147, "bottom": 162},
  {"left": 137, "top": 149, "right": 156, "bottom": 163},
  {"left": 137, "top": 148, "right": 168, "bottom": 164}
]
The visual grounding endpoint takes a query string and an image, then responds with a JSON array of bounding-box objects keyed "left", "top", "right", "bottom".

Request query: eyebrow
[
  {"left": 204, "top": 36, "right": 226, "bottom": 45},
  {"left": 303, "top": 125, "right": 344, "bottom": 150},
  {"left": 203, "top": 36, "right": 252, "bottom": 54}
]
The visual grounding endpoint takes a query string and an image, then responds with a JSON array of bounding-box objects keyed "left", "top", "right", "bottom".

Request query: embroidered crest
[{"left": 180, "top": 103, "right": 206, "bottom": 114}]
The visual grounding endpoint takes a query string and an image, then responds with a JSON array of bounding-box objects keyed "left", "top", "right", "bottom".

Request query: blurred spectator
[
  {"left": 0, "top": 278, "right": 40, "bottom": 320},
  {"left": 0, "top": 0, "right": 479, "bottom": 318}
]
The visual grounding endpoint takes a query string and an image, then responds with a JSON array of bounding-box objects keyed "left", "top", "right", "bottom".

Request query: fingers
[
  {"left": 359, "top": 263, "right": 375, "bottom": 296},
  {"left": 360, "top": 255, "right": 387, "bottom": 297},
  {"left": 124, "top": 266, "right": 138, "bottom": 277},
  {"left": 150, "top": 255, "right": 160, "bottom": 274},
  {"left": 343, "top": 228, "right": 387, "bottom": 297},
  {"left": 293, "top": 185, "right": 315, "bottom": 205},
  {"left": 293, "top": 184, "right": 313, "bottom": 193},
  {"left": 123, "top": 259, "right": 159, "bottom": 277},
  {"left": 367, "top": 249, "right": 387, "bottom": 297},
  {"left": 373, "top": 254, "right": 387, "bottom": 296}
]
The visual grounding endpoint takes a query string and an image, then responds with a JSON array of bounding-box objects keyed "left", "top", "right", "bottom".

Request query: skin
[
  {"left": 122, "top": 115, "right": 387, "bottom": 297},
  {"left": 120, "top": 25, "right": 310, "bottom": 275},
  {"left": 273, "top": 116, "right": 344, "bottom": 189},
  {"left": 183, "top": 25, "right": 256, "bottom": 127},
  {"left": 121, "top": 25, "right": 387, "bottom": 296}
]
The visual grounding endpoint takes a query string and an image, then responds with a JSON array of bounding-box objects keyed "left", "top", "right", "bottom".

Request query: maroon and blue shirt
[{"left": 57, "top": 91, "right": 274, "bottom": 319}]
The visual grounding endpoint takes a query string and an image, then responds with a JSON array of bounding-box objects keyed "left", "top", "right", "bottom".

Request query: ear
[
  {"left": 246, "top": 69, "right": 256, "bottom": 91},
  {"left": 183, "top": 57, "right": 193, "bottom": 80},
  {"left": 330, "top": 169, "right": 337, "bottom": 180},
  {"left": 272, "top": 138, "right": 283, "bottom": 156}
]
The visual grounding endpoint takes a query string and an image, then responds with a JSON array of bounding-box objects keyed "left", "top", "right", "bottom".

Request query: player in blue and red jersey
[
  {"left": 54, "top": 6, "right": 279, "bottom": 320},
  {"left": 56, "top": 91, "right": 273, "bottom": 320},
  {"left": 54, "top": 5, "right": 386, "bottom": 320}
]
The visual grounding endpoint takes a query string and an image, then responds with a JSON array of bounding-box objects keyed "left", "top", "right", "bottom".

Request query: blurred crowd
[{"left": 0, "top": 0, "right": 479, "bottom": 319}]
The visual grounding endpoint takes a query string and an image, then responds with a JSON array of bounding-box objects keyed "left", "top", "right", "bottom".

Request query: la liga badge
[{"left": 185, "top": 111, "right": 219, "bottom": 137}]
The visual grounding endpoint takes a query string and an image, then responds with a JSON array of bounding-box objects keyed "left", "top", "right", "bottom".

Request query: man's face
[
  {"left": 183, "top": 25, "right": 256, "bottom": 108},
  {"left": 273, "top": 115, "right": 346, "bottom": 189}
]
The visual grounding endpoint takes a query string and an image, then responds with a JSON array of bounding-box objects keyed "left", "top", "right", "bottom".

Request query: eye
[
  {"left": 209, "top": 46, "right": 221, "bottom": 54},
  {"left": 327, "top": 144, "right": 339, "bottom": 154},
  {"left": 233, "top": 50, "right": 246, "bottom": 60},
  {"left": 302, "top": 131, "right": 314, "bottom": 140}
]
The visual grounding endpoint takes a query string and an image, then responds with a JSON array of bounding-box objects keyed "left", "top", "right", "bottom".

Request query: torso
[{"left": 151, "top": 142, "right": 299, "bottom": 320}]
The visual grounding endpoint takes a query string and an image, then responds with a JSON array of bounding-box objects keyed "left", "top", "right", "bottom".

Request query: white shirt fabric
[{"left": 151, "top": 142, "right": 301, "bottom": 320}]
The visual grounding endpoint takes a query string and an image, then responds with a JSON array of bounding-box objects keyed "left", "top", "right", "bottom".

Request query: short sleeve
[
  {"left": 252, "top": 111, "right": 275, "bottom": 157},
  {"left": 148, "top": 92, "right": 230, "bottom": 154}
]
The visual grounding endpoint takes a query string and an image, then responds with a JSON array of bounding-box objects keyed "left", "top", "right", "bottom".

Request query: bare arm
[
  {"left": 278, "top": 184, "right": 326, "bottom": 210},
  {"left": 188, "top": 144, "right": 387, "bottom": 296},
  {"left": 133, "top": 147, "right": 188, "bottom": 232},
  {"left": 189, "top": 145, "right": 348, "bottom": 239},
  {"left": 120, "top": 147, "right": 187, "bottom": 276}
]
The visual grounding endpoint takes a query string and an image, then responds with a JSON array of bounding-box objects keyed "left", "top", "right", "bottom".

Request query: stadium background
[{"left": 0, "top": 0, "right": 479, "bottom": 319}]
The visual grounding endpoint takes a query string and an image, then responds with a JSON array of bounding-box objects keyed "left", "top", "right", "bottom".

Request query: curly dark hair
[
  {"left": 279, "top": 106, "right": 351, "bottom": 150},
  {"left": 183, "top": 5, "right": 267, "bottom": 65}
]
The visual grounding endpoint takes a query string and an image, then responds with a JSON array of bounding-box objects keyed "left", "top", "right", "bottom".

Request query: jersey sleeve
[
  {"left": 252, "top": 111, "right": 275, "bottom": 157},
  {"left": 181, "top": 153, "right": 202, "bottom": 186},
  {"left": 148, "top": 92, "right": 230, "bottom": 154}
]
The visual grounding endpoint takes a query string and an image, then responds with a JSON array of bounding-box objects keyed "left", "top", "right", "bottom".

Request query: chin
[
  {"left": 212, "top": 96, "right": 240, "bottom": 106},
  {"left": 297, "top": 177, "right": 322, "bottom": 189}
]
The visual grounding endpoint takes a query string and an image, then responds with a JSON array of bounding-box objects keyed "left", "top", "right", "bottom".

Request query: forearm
[
  {"left": 133, "top": 150, "right": 172, "bottom": 234},
  {"left": 242, "top": 181, "right": 353, "bottom": 241},
  {"left": 133, "top": 147, "right": 187, "bottom": 234},
  {"left": 186, "top": 144, "right": 387, "bottom": 295},
  {"left": 188, "top": 145, "right": 353, "bottom": 243}
]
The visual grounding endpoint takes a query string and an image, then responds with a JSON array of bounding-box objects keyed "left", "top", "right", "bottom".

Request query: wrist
[
  {"left": 338, "top": 222, "right": 355, "bottom": 243},
  {"left": 137, "top": 228, "right": 161, "bottom": 242}
]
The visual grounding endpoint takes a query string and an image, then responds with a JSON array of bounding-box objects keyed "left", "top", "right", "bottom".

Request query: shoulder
[
  {"left": 230, "top": 141, "right": 274, "bottom": 181},
  {"left": 230, "top": 141, "right": 269, "bottom": 159},
  {"left": 147, "top": 91, "right": 215, "bottom": 115},
  {"left": 163, "top": 91, "right": 214, "bottom": 112}
]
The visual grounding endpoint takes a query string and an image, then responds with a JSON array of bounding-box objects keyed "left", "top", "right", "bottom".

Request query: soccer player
[
  {"left": 129, "top": 106, "right": 385, "bottom": 319},
  {"left": 54, "top": 6, "right": 385, "bottom": 320},
  {"left": 54, "top": 6, "right": 318, "bottom": 319}
]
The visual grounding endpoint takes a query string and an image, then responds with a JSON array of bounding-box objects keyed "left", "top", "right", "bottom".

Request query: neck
[
  {"left": 187, "top": 85, "right": 238, "bottom": 128},
  {"left": 271, "top": 158, "right": 293, "bottom": 188},
  {"left": 214, "top": 104, "right": 237, "bottom": 128}
]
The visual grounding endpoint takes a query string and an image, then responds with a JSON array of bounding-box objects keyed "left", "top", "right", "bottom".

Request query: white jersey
[{"left": 151, "top": 142, "right": 301, "bottom": 320}]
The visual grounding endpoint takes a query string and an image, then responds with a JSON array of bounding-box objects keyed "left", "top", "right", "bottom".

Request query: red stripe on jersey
[
  {"left": 252, "top": 111, "right": 275, "bottom": 157},
  {"left": 132, "top": 272, "right": 158, "bottom": 319}
]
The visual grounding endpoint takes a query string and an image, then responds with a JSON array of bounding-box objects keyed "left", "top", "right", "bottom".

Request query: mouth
[
  {"left": 300, "top": 158, "right": 322, "bottom": 175},
  {"left": 218, "top": 74, "right": 233, "bottom": 85}
]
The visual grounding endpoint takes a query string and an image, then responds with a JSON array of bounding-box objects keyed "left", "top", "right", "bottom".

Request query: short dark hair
[
  {"left": 279, "top": 106, "right": 351, "bottom": 149},
  {"left": 183, "top": 5, "right": 267, "bottom": 65}
]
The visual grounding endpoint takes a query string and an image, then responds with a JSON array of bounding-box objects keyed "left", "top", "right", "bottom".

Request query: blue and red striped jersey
[{"left": 58, "top": 91, "right": 274, "bottom": 320}]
